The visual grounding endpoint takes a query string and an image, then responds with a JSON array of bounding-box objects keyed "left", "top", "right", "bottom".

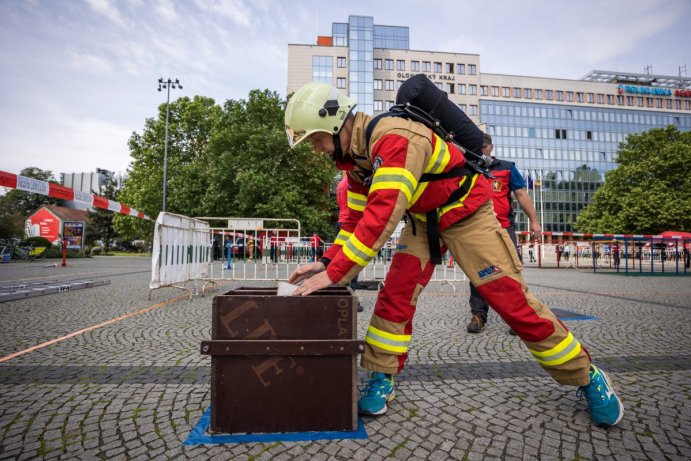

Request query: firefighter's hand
[
  {"left": 293, "top": 271, "right": 334, "bottom": 296},
  {"left": 288, "top": 261, "right": 326, "bottom": 285}
]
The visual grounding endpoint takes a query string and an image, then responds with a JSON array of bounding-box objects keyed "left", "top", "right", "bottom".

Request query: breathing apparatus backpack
[{"left": 364, "top": 74, "right": 491, "bottom": 264}]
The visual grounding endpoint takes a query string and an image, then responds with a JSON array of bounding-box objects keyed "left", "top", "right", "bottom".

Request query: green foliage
[
  {"left": 88, "top": 177, "right": 119, "bottom": 253},
  {"left": 575, "top": 126, "right": 691, "bottom": 234},
  {"left": 116, "top": 90, "right": 338, "bottom": 241},
  {"left": 0, "top": 167, "right": 61, "bottom": 239}
]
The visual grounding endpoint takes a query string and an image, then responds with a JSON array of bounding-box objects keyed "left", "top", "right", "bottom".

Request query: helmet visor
[{"left": 285, "top": 125, "right": 306, "bottom": 148}]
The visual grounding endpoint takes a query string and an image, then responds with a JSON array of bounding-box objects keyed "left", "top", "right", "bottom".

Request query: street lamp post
[{"left": 157, "top": 77, "right": 182, "bottom": 212}]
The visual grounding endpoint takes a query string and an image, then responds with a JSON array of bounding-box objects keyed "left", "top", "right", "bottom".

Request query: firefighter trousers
[{"left": 361, "top": 201, "right": 591, "bottom": 386}]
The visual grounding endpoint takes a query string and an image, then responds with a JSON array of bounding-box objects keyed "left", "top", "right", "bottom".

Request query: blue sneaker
[
  {"left": 578, "top": 365, "right": 624, "bottom": 427},
  {"left": 358, "top": 372, "right": 395, "bottom": 416}
]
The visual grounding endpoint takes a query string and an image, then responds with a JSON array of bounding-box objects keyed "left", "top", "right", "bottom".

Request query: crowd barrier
[{"left": 150, "top": 212, "right": 214, "bottom": 298}]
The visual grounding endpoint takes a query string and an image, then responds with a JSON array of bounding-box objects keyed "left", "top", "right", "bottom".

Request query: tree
[
  {"left": 575, "top": 126, "right": 691, "bottom": 234},
  {"left": 0, "top": 167, "right": 61, "bottom": 239},
  {"left": 88, "top": 177, "right": 119, "bottom": 254},
  {"left": 115, "top": 90, "right": 338, "bottom": 242}
]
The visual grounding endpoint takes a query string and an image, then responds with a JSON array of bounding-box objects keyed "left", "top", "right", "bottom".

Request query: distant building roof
[
  {"left": 581, "top": 70, "right": 691, "bottom": 89},
  {"left": 42, "top": 205, "right": 90, "bottom": 222}
]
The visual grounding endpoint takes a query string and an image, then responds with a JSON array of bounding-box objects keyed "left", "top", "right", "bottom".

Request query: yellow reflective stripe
[
  {"left": 529, "top": 332, "right": 583, "bottom": 366},
  {"left": 365, "top": 336, "right": 408, "bottom": 353},
  {"left": 425, "top": 135, "right": 450, "bottom": 174},
  {"left": 365, "top": 325, "right": 411, "bottom": 353},
  {"left": 529, "top": 332, "right": 575, "bottom": 358},
  {"left": 370, "top": 167, "right": 417, "bottom": 202},
  {"left": 438, "top": 174, "right": 480, "bottom": 218},
  {"left": 347, "top": 191, "right": 367, "bottom": 211},
  {"left": 343, "top": 234, "right": 377, "bottom": 267},
  {"left": 409, "top": 182, "right": 429, "bottom": 206},
  {"left": 368, "top": 325, "right": 411, "bottom": 342},
  {"left": 334, "top": 230, "right": 352, "bottom": 246},
  {"left": 533, "top": 342, "right": 582, "bottom": 367},
  {"left": 412, "top": 213, "right": 427, "bottom": 222}
]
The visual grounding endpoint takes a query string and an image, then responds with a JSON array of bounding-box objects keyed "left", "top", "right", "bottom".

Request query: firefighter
[{"left": 285, "top": 82, "right": 623, "bottom": 428}]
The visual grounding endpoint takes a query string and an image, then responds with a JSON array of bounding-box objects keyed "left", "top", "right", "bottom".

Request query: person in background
[{"left": 466, "top": 133, "right": 542, "bottom": 334}]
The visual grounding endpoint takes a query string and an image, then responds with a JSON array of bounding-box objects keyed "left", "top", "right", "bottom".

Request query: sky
[{"left": 1, "top": 0, "right": 690, "bottom": 180}]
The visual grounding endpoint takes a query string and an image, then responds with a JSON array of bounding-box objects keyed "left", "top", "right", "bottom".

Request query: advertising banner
[{"left": 63, "top": 221, "right": 85, "bottom": 250}]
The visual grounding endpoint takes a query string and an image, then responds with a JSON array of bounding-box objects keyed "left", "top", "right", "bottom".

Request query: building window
[
  {"left": 513, "top": 88, "right": 521, "bottom": 97},
  {"left": 528, "top": 127, "right": 536, "bottom": 138},
  {"left": 337, "top": 77, "right": 346, "bottom": 89},
  {"left": 337, "top": 57, "right": 346, "bottom": 68},
  {"left": 646, "top": 97, "right": 653, "bottom": 107},
  {"left": 576, "top": 92, "right": 584, "bottom": 102},
  {"left": 374, "top": 100, "right": 383, "bottom": 111},
  {"left": 397, "top": 80, "right": 404, "bottom": 90},
  {"left": 587, "top": 131, "right": 593, "bottom": 140},
  {"left": 675, "top": 100, "right": 682, "bottom": 109},
  {"left": 596, "top": 94, "right": 603, "bottom": 104},
  {"left": 502, "top": 87, "right": 510, "bottom": 97},
  {"left": 411, "top": 61, "right": 419, "bottom": 71},
  {"left": 626, "top": 96, "right": 633, "bottom": 106},
  {"left": 446, "top": 83, "right": 454, "bottom": 94},
  {"left": 637, "top": 97, "right": 643, "bottom": 107},
  {"left": 607, "top": 95, "right": 614, "bottom": 104},
  {"left": 422, "top": 61, "right": 431, "bottom": 72},
  {"left": 556, "top": 91, "right": 564, "bottom": 101},
  {"left": 491, "top": 86, "right": 499, "bottom": 96},
  {"left": 397, "top": 60, "right": 405, "bottom": 71},
  {"left": 555, "top": 129, "right": 567, "bottom": 139},
  {"left": 434, "top": 82, "right": 443, "bottom": 89},
  {"left": 481, "top": 85, "right": 488, "bottom": 96},
  {"left": 666, "top": 99, "right": 672, "bottom": 109},
  {"left": 374, "top": 79, "right": 383, "bottom": 90},
  {"left": 685, "top": 100, "right": 691, "bottom": 110},
  {"left": 385, "top": 80, "right": 394, "bottom": 91},
  {"left": 468, "top": 64, "right": 477, "bottom": 75},
  {"left": 524, "top": 88, "right": 532, "bottom": 99},
  {"left": 535, "top": 89, "right": 542, "bottom": 99},
  {"left": 469, "top": 84, "right": 477, "bottom": 95},
  {"left": 374, "top": 59, "right": 382, "bottom": 69},
  {"left": 311, "top": 55, "right": 333, "bottom": 84},
  {"left": 457, "top": 64, "right": 465, "bottom": 74},
  {"left": 458, "top": 84, "right": 466, "bottom": 95},
  {"left": 617, "top": 95, "right": 624, "bottom": 105},
  {"left": 386, "top": 100, "right": 394, "bottom": 110},
  {"left": 587, "top": 93, "right": 594, "bottom": 103},
  {"left": 546, "top": 90, "right": 553, "bottom": 100},
  {"left": 458, "top": 104, "right": 467, "bottom": 112},
  {"left": 656, "top": 98, "right": 662, "bottom": 108},
  {"left": 469, "top": 105, "right": 478, "bottom": 115},
  {"left": 566, "top": 91, "right": 574, "bottom": 102},
  {"left": 446, "top": 63, "right": 454, "bottom": 73},
  {"left": 385, "top": 59, "right": 394, "bottom": 70},
  {"left": 434, "top": 62, "right": 442, "bottom": 72}
]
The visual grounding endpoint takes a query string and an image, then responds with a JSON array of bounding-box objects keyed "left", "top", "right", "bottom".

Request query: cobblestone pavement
[{"left": 0, "top": 257, "right": 690, "bottom": 460}]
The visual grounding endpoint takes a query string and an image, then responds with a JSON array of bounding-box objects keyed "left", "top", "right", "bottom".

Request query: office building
[{"left": 287, "top": 15, "right": 691, "bottom": 233}]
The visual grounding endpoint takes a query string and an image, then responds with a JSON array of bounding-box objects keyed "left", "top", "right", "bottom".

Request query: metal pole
[{"left": 162, "top": 84, "right": 171, "bottom": 212}]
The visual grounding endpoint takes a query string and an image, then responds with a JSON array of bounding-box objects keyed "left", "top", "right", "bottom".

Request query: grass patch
[{"left": 389, "top": 437, "right": 410, "bottom": 458}]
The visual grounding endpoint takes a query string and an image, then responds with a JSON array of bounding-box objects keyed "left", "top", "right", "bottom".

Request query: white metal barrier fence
[{"left": 150, "top": 212, "right": 214, "bottom": 298}]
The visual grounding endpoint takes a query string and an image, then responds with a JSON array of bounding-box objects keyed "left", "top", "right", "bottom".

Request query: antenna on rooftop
[
  {"left": 643, "top": 64, "right": 653, "bottom": 75},
  {"left": 679, "top": 64, "right": 687, "bottom": 77}
]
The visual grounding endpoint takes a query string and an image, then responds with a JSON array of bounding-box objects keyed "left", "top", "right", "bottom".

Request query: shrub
[{"left": 24, "top": 236, "right": 52, "bottom": 248}]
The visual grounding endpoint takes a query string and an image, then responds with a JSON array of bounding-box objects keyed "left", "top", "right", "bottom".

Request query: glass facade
[
  {"left": 348, "top": 15, "right": 374, "bottom": 114},
  {"left": 332, "top": 23, "right": 348, "bottom": 47},
  {"left": 373, "top": 24, "right": 409, "bottom": 49},
  {"left": 481, "top": 100, "right": 691, "bottom": 232},
  {"left": 311, "top": 56, "right": 333, "bottom": 84}
]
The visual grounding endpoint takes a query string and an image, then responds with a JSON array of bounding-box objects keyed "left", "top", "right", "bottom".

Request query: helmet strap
[{"left": 331, "top": 133, "right": 343, "bottom": 162}]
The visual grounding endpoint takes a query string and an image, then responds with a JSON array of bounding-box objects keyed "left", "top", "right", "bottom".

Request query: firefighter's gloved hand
[
  {"left": 288, "top": 261, "right": 326, "bottom": 285},
  {"left": 292, "top": 270, "right": 334, "bottom": 297}
]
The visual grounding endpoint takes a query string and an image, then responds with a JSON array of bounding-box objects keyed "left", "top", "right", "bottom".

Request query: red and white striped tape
[
  {"left": 0, "top": 170, "right": 152, "bottom": 221},
  {"left": 518, "top": 231, "right": 688, "bottom": 240}
]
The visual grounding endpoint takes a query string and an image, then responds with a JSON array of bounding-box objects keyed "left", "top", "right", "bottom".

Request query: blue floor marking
[{"left": 183, "top": 407, "right": 368, "bottom": 445}]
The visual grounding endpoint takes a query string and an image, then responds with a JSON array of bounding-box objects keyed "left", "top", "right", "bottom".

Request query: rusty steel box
[{"left": 200, "top": 286, "right": 364, "bottom": 434}]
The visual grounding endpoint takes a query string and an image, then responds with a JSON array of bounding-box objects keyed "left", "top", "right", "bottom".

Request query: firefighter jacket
[{"left": 322, "top": 112, "right": 492, "bottom": 285}]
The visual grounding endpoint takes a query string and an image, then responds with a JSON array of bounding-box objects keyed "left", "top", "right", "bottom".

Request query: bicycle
[{"left": 7, "top": 238, "right": 48, "bottom": 261}]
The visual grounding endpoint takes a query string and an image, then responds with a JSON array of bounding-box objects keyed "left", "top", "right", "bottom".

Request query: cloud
[
  {"left": 154, "top": 0, "right": 179, "bottom": 23},
  {"left": 68, "top": 49, "right": 114, "bottom": 74},
  {"left": 192, "top": 0, "right": 251, "bottom": 28},
  {"left": 83, "top": 0, "right": 126, "bottom": 27}
]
